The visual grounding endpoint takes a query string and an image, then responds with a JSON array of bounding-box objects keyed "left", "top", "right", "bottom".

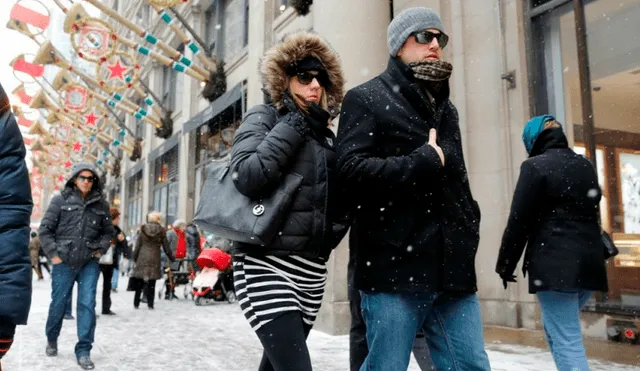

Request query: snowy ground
[{"left": 3, "top": 274, "right": 639, "bottom": 371}]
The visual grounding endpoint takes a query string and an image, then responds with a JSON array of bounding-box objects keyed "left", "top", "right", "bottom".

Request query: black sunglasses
[
  {"left": 413, "top": 30, "right": 449, "bottom": 48},
  {"left": 77, "top": 175, "right": 95, "bottom": 183},
  {"left": 296, "top": 71, "right": 329, "bottom": 88}
]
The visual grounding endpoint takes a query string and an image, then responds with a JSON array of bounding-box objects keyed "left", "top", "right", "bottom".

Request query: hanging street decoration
[
  {"left": 96, "top": 51, "right": 140, "bottom": 93},
  {"left": 9, "top": 0, "right": 50, "bottom": 37},
  {"left": 69, "top": 16, "right": 117, "bottom": 63},
  {"left": 59, "top": 83, "right": 93, "bottom": 114}
]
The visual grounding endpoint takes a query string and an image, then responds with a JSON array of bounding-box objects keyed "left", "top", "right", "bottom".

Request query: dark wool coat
[
  {"left": 496, "top": 128, "right": 608, "bottom": 293},
  {"left": 0, "top": 84, "right": 33, "bottom": 326},
  {"left": 132, "top": 222, "right": 174, "bottom": 281},
  {"left": 337, "top": 57, "right": 481, "bottom": 294},
  {"left": 230, "top": 31, "right": 350, "bottom": 260},
  {"left": 39, "top": 165, "right": 114, "bottom": 269}
]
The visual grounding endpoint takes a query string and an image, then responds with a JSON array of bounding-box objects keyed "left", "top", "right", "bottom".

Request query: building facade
[{"left": 100, "top": 0, "right": 640, "bottom": 337}]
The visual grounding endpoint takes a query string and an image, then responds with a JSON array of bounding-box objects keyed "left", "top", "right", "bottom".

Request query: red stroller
[{"left": 192, "top": 248, "right": 236, "bottom": 305}]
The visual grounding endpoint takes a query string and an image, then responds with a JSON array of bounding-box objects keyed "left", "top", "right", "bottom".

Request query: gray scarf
[{"left": 407, "top": 60, "right": 453, "bottom": 82}]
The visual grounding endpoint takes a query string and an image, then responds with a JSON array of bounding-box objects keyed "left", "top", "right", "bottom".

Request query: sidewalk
[{"left": 2, "top": 275, "right": 639, "bottom": 370}]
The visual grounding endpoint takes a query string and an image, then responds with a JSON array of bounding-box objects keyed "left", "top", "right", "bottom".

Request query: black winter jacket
[
  {"left": 496, "top": 129, "right": 608, "bottom": 293},
  {"left": 0, "top": 84, "right": 33, "bottom": 327},
  {"left": 39, "top": 165, "right": 115, "bottom": 269},
  {"left": 338, "top": 58, "right": 481, "bottom": 294},
  {"left": 230, "top": 104, "right": 349, "bottom": 260}
]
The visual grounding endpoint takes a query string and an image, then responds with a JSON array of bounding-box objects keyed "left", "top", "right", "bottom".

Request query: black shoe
[
  {"left": 102, "top": 310, "right": 116, "bottom": 315},
  {"left": 141, "top": 297, "right": 148, "bottom": 303},
  {"left": 134, "top": 305, "right": 139, "bottom": 309},
  {"left": 111, "top": 288, "right": 117, "bottom": 293},
  {"left": 148, "top": 306, "right": 154, "bottom": 310},
  {"left": 64, "top": 314, "right": 74, "bottom": 320},
  {"left": 45, "top": 341, "right": 58, "bottom": 357},
  {"left": 77, "top": 355, "right": 95, "bottom": 370}
]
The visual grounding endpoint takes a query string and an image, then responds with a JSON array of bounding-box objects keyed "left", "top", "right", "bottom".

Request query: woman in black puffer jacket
[
  {"left": 496, "top": 115, "right": 608, "bottom": 371},
  {"left": 229, "top": 31, "right": 349, "bottom": 371}
]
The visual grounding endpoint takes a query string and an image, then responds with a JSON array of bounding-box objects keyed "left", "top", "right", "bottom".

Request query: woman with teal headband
[{"left": 496, "top": 115, "right": 609, "bottom": 371}]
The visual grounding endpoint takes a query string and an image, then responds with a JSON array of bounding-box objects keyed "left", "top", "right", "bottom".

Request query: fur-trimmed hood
[{"left": 260, "top": 31, "right": 345, "bottom": 116}]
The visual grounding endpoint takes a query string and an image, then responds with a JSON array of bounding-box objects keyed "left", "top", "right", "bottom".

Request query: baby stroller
[
  {"left": 158, "top": 259, "right": 195, "bottom": 301},
  {"left": 192, "top": 248, "right": 236, "bottom": 305}
]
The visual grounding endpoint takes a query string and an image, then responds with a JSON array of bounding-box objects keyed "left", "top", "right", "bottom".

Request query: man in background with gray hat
[
  {"left": 337, "top": 7, "right": 490, "bottom": 371},
  {"left": 39, "top": 163, "right": 114, "bottom": 370}
]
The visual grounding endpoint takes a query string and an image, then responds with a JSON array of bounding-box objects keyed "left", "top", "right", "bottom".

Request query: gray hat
[{"left": 387, "top": 7, "right": 445, "bottom": 57}]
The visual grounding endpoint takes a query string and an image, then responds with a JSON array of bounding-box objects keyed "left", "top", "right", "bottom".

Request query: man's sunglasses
[
  {"left": 296, "top": 71, "right": 329, "bottom": 88},
  {"left": 77, "top": 175, "right": 95, "bottom": 183},
  {"left": 413, "top": 30, "right": 449, "bottom": 48}
]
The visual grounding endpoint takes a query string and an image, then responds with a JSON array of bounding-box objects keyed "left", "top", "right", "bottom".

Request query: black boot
[
  {"left": 77, "top": 355, "right": 95, "bottom": 370},
  {"left": 45, "top": 341, "right": 57, "bottom": 357}
]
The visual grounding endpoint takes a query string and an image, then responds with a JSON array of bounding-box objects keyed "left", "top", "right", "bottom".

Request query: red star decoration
[
  {"left": 54, "top": 186, "right": 60, "bottom": 191},
  {"left": 64, "top": 160, "right": 72, "bottom": 168},
  {"left": 73, "top": 142, "right": 83, "bottom": 152},
  {"left": 107, "top": 59, "right": 128, "bottom": 80},
  {"left": 58, "top": 175, "right": 65, "bottom": 182},
  {"left": 84, "top": 111, "right": 99, "bottom": 126}
]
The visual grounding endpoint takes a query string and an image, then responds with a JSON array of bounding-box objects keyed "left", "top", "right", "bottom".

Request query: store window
[
  {"left": 193, "top": 99, "right": 242, "bottom": 209},
  {"left": 152, "top": 146, "right": 179, "bottom": 226},
  {"left": 126, "top": 170, "right": 144, "bottom": 234},
  {"left": 530, "top": 0, "right": 640, "bottom": 310}
]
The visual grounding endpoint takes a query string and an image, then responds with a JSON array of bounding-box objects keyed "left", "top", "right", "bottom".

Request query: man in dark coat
[
  {"left": 39, "top": 163, "right": 115, "bottom": 370},
  {"left": 336, "top": 8, "right": 490, "bottom": 371},
  {"left": 0, "top": 83, "right": 33, "bottom": 366}
]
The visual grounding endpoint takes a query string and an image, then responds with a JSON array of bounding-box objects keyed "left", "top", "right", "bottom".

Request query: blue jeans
[
  {"left": 65, "top": 292, "right": 72, "bottom": 317},
  {"left": 359, "top": 291, "right": 490, "bottom": 371},
  {"left": 537, "top": 290, "right": 594, "bottom": 371},
  {"left": 45, "top": 261, "right": 100, "bottom": 358},
  {"left": 111, "top": 267, "right": 119, "bottom": 289}
]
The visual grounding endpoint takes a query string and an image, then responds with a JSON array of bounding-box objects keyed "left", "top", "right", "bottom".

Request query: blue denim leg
[
  {"left": 359, "top": 291, "right": 437, "bottom": 371},
  {"left": 65, "top": 290, "right": 73, "bottom": 317},
  {"left": 537, "top": 291, "right": 594, "bottom": 371},
  {"left": 74, "top": 261, "right": 100, "bottom": 358},
  {"left": 111, "top": 267, "right": 119, "bottom": 289},
  {"left": 45, "top": 263, "right": 77, "bottom": 342},
  {"left": 422, "top": 293, "right": 491, "bottom": 371}
]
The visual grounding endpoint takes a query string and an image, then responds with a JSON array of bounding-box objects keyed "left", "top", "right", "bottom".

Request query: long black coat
[
  {"left": 39, "top": 165, "right": 114, "bottom": 269},
  {"left": 0, "top": 85, "right": 33, "bottom": 326},
  {"left": 337, "top": 58, "right": 481, "bottom": 294},
  {"left": 496, "top": 129, "right": 608, "bottom": 293}
]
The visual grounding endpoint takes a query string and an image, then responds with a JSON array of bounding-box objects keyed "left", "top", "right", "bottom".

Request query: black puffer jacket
[
  {"left": 337, "top": 57, "right": 481, "bottom": 294},
  {"left": 230, "top": 31, "right": 349, "bottom": 260},
  {"left": 496, "top": 128, "right": 608, "bottom": 293},
  {"left": 39, "top": 164, "right": 115, "bottom": 269}
]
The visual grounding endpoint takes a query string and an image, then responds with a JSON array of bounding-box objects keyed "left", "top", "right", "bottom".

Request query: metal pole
[
  {"left": 167, "top": 7, "right": 212, "bottom": 57},
  {"left": 138, "top": 77, "right": 169, "bottom": 116},
  {"left": 573, "top": 0, "right": 596, "bottom": 167}
]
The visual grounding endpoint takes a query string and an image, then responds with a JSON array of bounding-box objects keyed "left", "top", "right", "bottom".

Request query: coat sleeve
[
  {"left": 38, "top": 194, "right": 64, "bottom": 259},
  {"left": 230, "top": 105, "right": 307, "bottom": 198},
  {"left": 0, "top": 100, "right": 33, "bottom": 326},
  {"left": 336, "top": 90, "right": 444, "bottom": 195},
  {"left": 496, "top": 161, "right": 543, "bottom": 277},
  {"left": 91, "top": 202, "right": 115, "bottom": 255},
  {"left": 133, "top": 234, "right": 142, "bottom": 262}
]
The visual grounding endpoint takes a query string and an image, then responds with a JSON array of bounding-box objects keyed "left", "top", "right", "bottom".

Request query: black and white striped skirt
[{"left": 233, "top": 254, "right": 327, "bottom": 331}]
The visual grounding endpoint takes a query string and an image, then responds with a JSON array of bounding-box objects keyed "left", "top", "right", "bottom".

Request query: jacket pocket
[
  {"left": 55, "top": 241, "right": 73, "bottom": 263},
  {"left": 368, "top": 209, "right": 416, "bottom": 248}
]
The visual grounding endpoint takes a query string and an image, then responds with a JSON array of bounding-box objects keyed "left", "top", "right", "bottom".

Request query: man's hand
[
  {"left": 428, "top": 129, "right": 445, "bottom": 166},
  {"left": 92, "top": 252, "right": 101, "bottom": 259},
  {"left": 51, "top": 256, "right": 62, "bottom": 265},
  {"left": 117, "top": 233, "right": 125, "bottom": 242}
]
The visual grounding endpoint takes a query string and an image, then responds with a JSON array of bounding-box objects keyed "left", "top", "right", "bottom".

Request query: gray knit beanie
[{"left": 387, "top": 7, "right": 445, "bottom": 57}]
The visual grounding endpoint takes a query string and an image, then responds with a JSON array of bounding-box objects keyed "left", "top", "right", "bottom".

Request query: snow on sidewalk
[{"left": 3, "top": 276, "right": 639, "bottom": 370}]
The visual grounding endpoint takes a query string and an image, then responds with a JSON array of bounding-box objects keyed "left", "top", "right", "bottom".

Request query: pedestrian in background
[
  {"left": 110, "top": 207, "right": 129, "bottom": 293},
  {"left": 131, "top": 211, "right": 174, "bottom": 309},
  {"left": 30, "top": 231, "right": 43, "bottom": 280},
  {"left": 39, "top": 163, "right": 114, "bottom": 370},
  {"left": 0, "top": 82, "right": 33, "bottom": 370},
  {"left": 496, "top": 116, "right": 609, "bottom": 371}
]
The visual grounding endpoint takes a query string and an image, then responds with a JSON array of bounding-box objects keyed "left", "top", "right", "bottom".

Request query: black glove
[
  {"left": 500, "top": 274, "right": 517, "bottom": 289},
  {"left": 281, "top": 91, "right": 308, "bottom": 137},
  {"left": 282, "top": 91, "right": 300, "bottom": 114},
  {"left": 305, "top": 102, "right": 330, "bottom": 135}
]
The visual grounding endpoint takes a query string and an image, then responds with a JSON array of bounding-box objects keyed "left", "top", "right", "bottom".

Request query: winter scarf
[
  {"left": 522, "top": 114, "right": 555, "bottom": 154},
  {"left": 408, "top": 60, "right": 453, "bottom": 82},
  {"left": 175, "top": 228, "right": 187, "bottom": 259}
]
